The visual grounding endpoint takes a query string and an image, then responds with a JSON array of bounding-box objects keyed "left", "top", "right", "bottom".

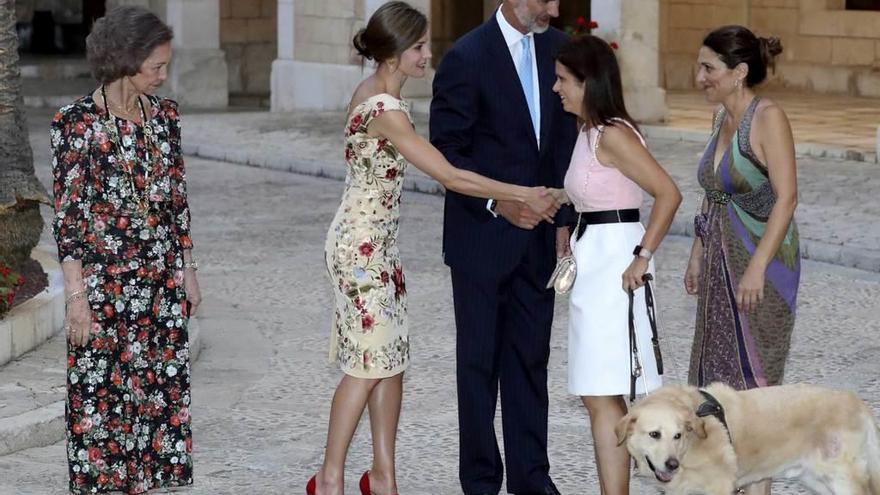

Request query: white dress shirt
[
  {"left": 496, "top": 7, "right": 541, "bottom": 144},
  {"left": 487, "top": 8, "right": 543, "bottom": 216}
]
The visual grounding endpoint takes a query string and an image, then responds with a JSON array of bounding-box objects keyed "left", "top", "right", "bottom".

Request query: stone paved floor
[
  {"left": 666, "top": 90, "right": 880, "bottom": 155},
  {"left": 3, "top": 128, "right": 880, "bottom": 493}
]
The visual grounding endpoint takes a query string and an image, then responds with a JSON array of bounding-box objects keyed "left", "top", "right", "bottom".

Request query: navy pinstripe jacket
[{"left": 431, "top": 15, "right": 578, "bottom": 279}]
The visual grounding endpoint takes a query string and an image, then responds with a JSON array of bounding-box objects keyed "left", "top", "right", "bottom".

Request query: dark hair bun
[
  {"left": 352, "top": 2, "right": 427, "bottom": 63},
  {"left": 760, "top": 36, "right": 783, "bottom": 64},
  {"left": 353, "top": 29, "right": 373, "bottom": 60}
]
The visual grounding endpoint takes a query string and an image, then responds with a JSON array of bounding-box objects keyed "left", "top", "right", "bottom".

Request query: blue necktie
[{"left": 518, "top": 36, "right": 539, "bottom": 139}]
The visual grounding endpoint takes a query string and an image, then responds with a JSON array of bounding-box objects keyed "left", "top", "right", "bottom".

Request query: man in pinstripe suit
[{"left": 430, "top": 1, "right": 577, "bottom": 493}]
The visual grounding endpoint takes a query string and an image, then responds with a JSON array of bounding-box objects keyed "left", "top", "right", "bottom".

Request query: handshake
[{"left": 500, "top": 187, "right": 569, "bottom": 230}]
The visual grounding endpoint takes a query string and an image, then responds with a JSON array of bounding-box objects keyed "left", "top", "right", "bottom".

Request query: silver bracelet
[
  {"left": 183, "top": 260, "right": 199, "bottom": 271},
  {"left": 65, "top": 289, "right": 87, "bottom": 305}
]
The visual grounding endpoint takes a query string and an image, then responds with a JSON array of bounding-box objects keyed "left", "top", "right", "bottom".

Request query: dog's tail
[{"left": 866, "top": 412, "right": 880, "bottom": 495}]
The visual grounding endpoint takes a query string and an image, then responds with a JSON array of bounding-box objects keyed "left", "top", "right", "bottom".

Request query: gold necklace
[{"left": 101, "top": 85, "right": 160, "bottom": 218}]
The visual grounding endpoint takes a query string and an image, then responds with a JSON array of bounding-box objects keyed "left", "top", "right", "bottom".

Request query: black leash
[{"left": 628, "top": 273, "right": 663, "bottom": 402}]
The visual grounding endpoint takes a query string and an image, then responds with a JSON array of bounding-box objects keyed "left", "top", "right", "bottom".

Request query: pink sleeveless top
[{"left": 563, "top": 119, "right": 646, "bottom": 212}]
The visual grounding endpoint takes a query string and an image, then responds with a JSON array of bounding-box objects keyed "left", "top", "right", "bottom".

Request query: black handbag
[{"left": 628, "top": 273, "right": 663, "bottom": 402}]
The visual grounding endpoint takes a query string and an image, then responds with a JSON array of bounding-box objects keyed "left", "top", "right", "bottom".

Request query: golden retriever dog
[{"left": 616, "top": 383, "right": 880, "bottom": 494}]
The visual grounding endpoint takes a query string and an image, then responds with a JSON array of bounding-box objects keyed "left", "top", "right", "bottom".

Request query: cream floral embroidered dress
[{"left": 325, "top": 93, "right": 411, "bottom": 378}]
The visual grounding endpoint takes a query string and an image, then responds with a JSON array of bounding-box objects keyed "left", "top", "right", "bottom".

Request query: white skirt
[{"left": 567, "top": 222, "right": 662, "bottom": 397}]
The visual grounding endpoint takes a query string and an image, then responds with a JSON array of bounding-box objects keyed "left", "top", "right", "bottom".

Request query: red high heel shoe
[
  {"left": 359, "top": 471, "right": 371, "bottom": 495},
  {"left": 306, "top": 475, "right": 316, "bottom": 495},
  {"left": 359, "top": 471, "right": 399, "bottom": 495}
]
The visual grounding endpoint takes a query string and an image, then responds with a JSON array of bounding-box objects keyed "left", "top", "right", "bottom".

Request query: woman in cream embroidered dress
[
  {"left": 326, "top": 94, "right": 411, "bottom": 377},
  {"left": 311, "top": 3, "right": 565, "bottom": 494}
]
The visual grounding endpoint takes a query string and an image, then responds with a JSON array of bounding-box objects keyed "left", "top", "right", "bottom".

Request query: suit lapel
[{"left": 485, "top": 16, "right": 539, "bottom": 151}]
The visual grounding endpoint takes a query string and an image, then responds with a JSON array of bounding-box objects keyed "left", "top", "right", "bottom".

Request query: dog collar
[{"left": 696, "top": 390, "right": 732, "bottom": 442}]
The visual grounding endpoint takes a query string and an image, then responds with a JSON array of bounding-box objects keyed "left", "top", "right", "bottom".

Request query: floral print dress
[
  {"left": 325, "top": 93, "right": 410, "bottom": 378},
  {"left": 51, "top": 95, "right": 194, "bottom": 494}
]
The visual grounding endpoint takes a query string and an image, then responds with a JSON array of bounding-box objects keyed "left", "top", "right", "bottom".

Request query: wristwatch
[
  {"left": 486, "top": 199, "right": 499, "bottom": 218},
  {"left": 633, "top": 245, "right": 653, "bottom": 260}
]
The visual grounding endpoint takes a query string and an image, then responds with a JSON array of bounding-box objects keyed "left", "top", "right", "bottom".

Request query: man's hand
[{"left": 495, "top": 200, "right": 544, "bottom": 229}]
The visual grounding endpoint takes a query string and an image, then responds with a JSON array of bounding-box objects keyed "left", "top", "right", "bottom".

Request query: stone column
[
  {"left": 592, "top": 0, "right": 667, "bottom": 123},
  {"left": 271, "top": 0, "right": 432, "bottom": 112},
  {"left": 271, "top": 0, "right": 358, "bottom": 111},
  {"left": 164, "top": 0, "right": 228, "bottom": 108}
]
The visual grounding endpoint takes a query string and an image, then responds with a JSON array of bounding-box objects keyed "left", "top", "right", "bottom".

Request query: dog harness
[{"left": 696, "top": 390, "right": 732, "bottom": 442}]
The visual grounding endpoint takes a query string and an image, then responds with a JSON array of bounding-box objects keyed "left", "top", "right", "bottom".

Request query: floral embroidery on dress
[
  {"left": 324, "top": 94, "right": 411, "bottom": 378},
  {"left": 51, "top": 95, "right": 193, "bottom": 495}
]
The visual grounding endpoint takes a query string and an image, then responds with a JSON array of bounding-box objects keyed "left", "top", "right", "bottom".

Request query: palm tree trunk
[{"left": 0, "top": 0, "right": 50, "bottom": 272}]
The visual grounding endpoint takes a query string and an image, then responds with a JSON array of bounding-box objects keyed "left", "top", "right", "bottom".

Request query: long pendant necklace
[{"left": 101, "top": 85, "right": 158, "bottom": 218}]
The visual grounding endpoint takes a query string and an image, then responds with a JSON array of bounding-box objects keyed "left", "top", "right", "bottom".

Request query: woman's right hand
[
  {"left": 66, "top": 298, "right": 94, "bottom": 347},
  {"left": 684, "top": 250, "right": 702, "bottom": 295},
  {"left": 524, "top": 186, "right": 562, "bottom": 223}
]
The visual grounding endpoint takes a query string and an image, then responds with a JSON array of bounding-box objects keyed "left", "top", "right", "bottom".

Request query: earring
[{"left": 735, "top": 79, "right": 742, "bottom": 89}]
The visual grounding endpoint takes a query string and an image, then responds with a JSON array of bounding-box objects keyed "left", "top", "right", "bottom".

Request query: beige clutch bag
[{"left": 546, "top": 255, "right": 576, "bottom": 295}]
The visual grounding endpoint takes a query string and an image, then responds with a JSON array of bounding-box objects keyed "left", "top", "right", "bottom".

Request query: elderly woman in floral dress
[{"left": 50, "top": 6, "right": 200, "bottom": 494}]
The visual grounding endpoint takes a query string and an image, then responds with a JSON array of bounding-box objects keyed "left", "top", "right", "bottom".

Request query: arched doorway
[
  {"left": 430, "top": 0, "right": 486, "bottom": 67},
  {"left": 430, "top": 0, "right": 591, "bottom": 67},
  {"left": 17, "top": 0, "right": 106, "bottom": 54}
]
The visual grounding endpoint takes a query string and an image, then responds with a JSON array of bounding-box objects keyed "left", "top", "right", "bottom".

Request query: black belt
[{"left": 573, "top": 208, "right": 640, "bottom": 241}]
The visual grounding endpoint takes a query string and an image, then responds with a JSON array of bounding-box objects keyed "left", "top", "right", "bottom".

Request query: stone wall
[
  {"left": 661, "top": 0, "right": 880, "bottom": 97},
  {"left": 220, "top": 0, "right": 276, "bottom": 103}
]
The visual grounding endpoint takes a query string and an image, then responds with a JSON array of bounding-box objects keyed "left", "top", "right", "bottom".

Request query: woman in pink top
[{"left": 553, "top": 36, "right": 681, "bottom": 494}]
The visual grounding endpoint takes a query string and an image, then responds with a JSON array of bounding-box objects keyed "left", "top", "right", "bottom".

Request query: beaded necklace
[{"left": 101, "top": 85, "right": 160, "bottom": 218}]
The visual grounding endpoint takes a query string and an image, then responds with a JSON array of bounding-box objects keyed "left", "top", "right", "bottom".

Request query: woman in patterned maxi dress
[
  {"left": 51, "top": 7, "right": 200, "bottom": 494},
  {"left": 685, "top": 26, "right": 800, "bottom": 495},
  {"left": 311, "top": 3, "right": 566, "bottom": 494}
]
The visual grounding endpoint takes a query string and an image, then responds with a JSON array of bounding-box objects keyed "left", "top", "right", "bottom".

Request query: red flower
[
  {"left": 610, "top": 41, "right": 619, "bottom": 50},
  {"left": 361, "top": 314, "right": 374, "bottom": 330},
  {"left": 589, "top": 20, "right": 599, "bottom": 29},
  {"left": 392, "top": 267, "right": 406, "bottom": 299},
  {"left": 380, "top": 271, "right": 390, "bottom": 284},
  {"left": 576, "top": 16, "right": 586, "bottom": 26},
  {"left": 349, "top": 114, "right": 364, "bottom": 133},
  {"left": 88, "top": 447, "right": 102, "bottom": 463},
  {"left": 385, "top": 168, "right": 398, "bottom": 180},
  {"left": 358, "top": 242, "right": 374, "bottom": 257}
]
